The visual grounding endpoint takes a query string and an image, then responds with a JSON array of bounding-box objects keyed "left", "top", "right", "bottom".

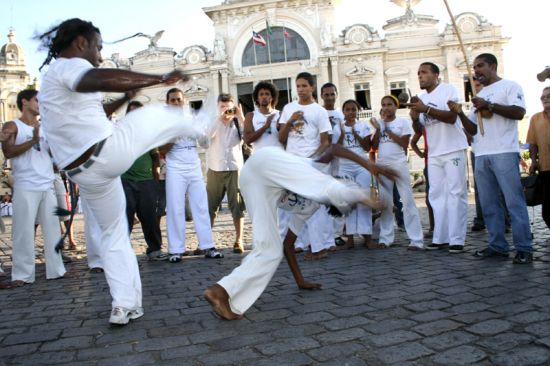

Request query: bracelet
[{"left": 426, "top": 107, "right": 432, "bottom": 116}]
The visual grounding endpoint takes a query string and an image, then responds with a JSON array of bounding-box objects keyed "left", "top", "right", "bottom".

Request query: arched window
[{"left": 242, "top": 27, "right": 310, "bottom": 67}]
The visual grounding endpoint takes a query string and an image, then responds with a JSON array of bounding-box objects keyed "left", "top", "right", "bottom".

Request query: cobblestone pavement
[{"left": 0, "top": 199, "right": 549, "bottom": 366}]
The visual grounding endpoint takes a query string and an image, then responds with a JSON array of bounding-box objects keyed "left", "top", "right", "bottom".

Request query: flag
[
  {"left": 283, "top": 27, "right": 290, "bottom": 38},
  {"left": 266, "top": 20, "right": 273, "bottom": 35},
  {"left": 252, "top": 31, "right": 267, "bottom": 46}
]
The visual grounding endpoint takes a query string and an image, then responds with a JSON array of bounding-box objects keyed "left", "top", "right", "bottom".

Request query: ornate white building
[
  {"left": 105, "top": 0, "right": 507, "bottom": 118},
  {"left": 0, "top": 28, "right": 32, "bottom": 123}
]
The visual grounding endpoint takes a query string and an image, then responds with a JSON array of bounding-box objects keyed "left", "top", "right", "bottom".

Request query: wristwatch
[{"left": 487, "top": 102, "right": 494, "bottom": 112}]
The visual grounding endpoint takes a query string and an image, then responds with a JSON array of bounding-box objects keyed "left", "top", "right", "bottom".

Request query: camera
[{"left": 224, "top": 107, "right": 236, "bottom": 115}]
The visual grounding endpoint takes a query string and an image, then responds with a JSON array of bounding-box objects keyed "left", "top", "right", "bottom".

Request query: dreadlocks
[{"left": 35, "top": 18, "right": 100, "bottom": 71}]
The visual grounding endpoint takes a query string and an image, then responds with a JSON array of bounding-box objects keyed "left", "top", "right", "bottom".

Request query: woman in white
[
  {"left": 372, "top": 95, "right": 424, "bottom": 250},
  {"left": 332, "top": 100, "right": 373, "bottom": 248}
]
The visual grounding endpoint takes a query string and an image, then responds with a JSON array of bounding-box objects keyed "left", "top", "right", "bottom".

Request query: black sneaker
[
  {"left": 449, "top": 245, "right": 463, "bottom": 253},
  {"left": 205, "top": 248, "right": 224, "bottom": 259},
  {"left": 334, "top": 237, "right": 347, "bottom": 246},
  {"left": 147, "top": 251, "right": 168, "bottom": 261},
  {"left": 168, "top": 254, "right": 182, "bottom": 263},
  {"left": 513, "top": 251, "right": 533, "bottom": 264},
  {"left": 425, "top": 243, "right": 449, "bottom": 250},
  {"left": 473, "top": 247, "right": 508, "bottom": 259}
]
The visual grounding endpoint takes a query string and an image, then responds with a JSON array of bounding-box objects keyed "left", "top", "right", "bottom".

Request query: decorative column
[
  {"left": 221, "top": 69, "right": 229, "bottom": 93},
  {"left": 211, "top": 71, "right": 220, "bottom": 97}
]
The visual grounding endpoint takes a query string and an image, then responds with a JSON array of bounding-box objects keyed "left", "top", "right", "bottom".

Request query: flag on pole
[
  {"left": 266, "top": 20, "right": 273, "bottom": 35},
  {"left": 252, "top": 31, "right": 267, "bottom": 46},
  {"left": 283, "top": 27, "right": 290, "bottom": 38}
]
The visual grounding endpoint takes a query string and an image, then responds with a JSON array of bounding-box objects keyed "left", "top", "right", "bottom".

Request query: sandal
[
  {"left": 169, "top": 254, "right": 182, "bottom": 263},
  {"left": 233, "top": 242, "right": 244, "bottom": 254}
]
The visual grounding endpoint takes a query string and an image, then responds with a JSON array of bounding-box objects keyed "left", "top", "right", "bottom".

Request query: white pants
[
  {"left": 53, "top": 174, "right": 69, "bottom": 222},
  {"left": 11, "top": 188, "right": 65, "bottom": 282},
  {"left": 378, "top": 159, "right": 424, "bottom": 247},
  {"left": 295, "top": 208, "right": 334, "bottom": 252},
  {"left": 166, "top": 164, "right": 214, "bottom": 254},
  {"left": 81, "top": 197, "right": 103, "bottom": 269},
  {"left": 218, "top": 147, "right": 369, "bottom": 315},
  {"left": 428, "top": 150, "right": 468, "bottom": 245},
  {"left": 67, "top": 105, "right": 197, "bottom": 310},
  {"left": 340, "top": 165, "right": 372, "bottom": 235}
]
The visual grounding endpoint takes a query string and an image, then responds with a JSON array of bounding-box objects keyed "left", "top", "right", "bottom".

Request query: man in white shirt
[
  {"left": 467, "top": 53, "right": 533, "bottom": 264},
  {"left": 409, "top": 62, "right": 468, "bottom": 253},
  {"left": 279, "top": 72, "right": 334, "bottom": 260},
  {"left": 37, "top": 18, "right": 192, "bottom": 325},
  {"left": 2, "top": 89, "right": 66, "bottom": 286},
  {"left": 206, "top": 93, "right": 246, "bottom": 254},
  {"left": 243, "top": 81, "right": 281, "bottom": 151}
]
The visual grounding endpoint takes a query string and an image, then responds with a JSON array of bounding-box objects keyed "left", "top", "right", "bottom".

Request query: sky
[{"left": 1, "top": 0, "right": 548, "bottom": 114}]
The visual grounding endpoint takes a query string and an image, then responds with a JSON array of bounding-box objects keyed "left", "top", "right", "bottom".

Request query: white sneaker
[{"left": 109, "top": 306, "right": 144, "bottom": 325}]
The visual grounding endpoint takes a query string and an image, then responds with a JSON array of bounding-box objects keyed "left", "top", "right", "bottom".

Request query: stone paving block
[
  {"left": 269, "top": 324, "right": 325, "bottom": 339},
  {"left": 255, "top": 336, "right": 321, "bottom": 356},
  {"left": 190, "top": 328, "right": 240, "bottom": 344},
  {"left": 421, "top": 330, "right": 479, "bottom": 351},
  {"left": 322, "top": 316, "right": 371, "bottom": 331},
  {"left": 525, "top": 321, "right": 550, "bottom": 337},
  {"left": 0, "top": 342, "right": 41, "bottom": 358},
  {"left": 327, "top": 304, "right": 377, "bottom": 318},
  {"left": 466, "top": 319, "right": 512, "bottom": 336},
  {"left": 431, "top": 345, "right": 487, "bottom": 365},
  {"left": 374, "top": 342, "right": 434, "bottom": 364},
  {"left": 451, "top": 301, "right": 492, "bottom": 314},
  {"left": 362, "top": 330, "right": 422, "bottom": 347},
  {"left": 306, "top": 341, "right": 365, "bottom": 362},
  {"left": 245, "top": 308, "right": 294, "bottom": 322},
  {"left": 320, "top": 356, "right": 368, "bottom": 366},
  {"left": 208, "top": 332, "right": 273, "bottom": 352},
  {"left": 40, "top": 335, "right": 94, "bottom": 352},
  {"left": 410, "top": 310, "right": 450, "bottom": 322},
  {"left": 434, "top": 285, "right": 471, "bottom": 296},
  {"left": 490, "top": 345, "right": 550, "bottom": 366},
  {"left": 403, "top": 291, "right": 440, "bottom": 303},
  {"left": 97, "top": 352, "right": 157, "bottom": 366},
  {"left": 477, "top": 332, "right": 534, "bottom": 352},
  {"left": 412, "top": 319, "right": 464, "bottom": 336},
  {"left": 404, "top": 299, "right": 452, "bottom": 312},
  {"left": 134, "top": 335, "right": 191, "bottom": 352},
  {"left": 14, "top": 350, "right": 76, "bottom": 365},
  {"left": 160, "top": 344, "right": 210, "bottom": 360},
  {"left": 77, "top": 343, "right": 134, "bottom": 361},
  {"left": 286, "top": 311, "right": 335, "bottom": 325},
  {"left": 442, "top": 292, "right": 483, "bottom": 305},
  {"left": 2, "top": 329, "right": 61, "bottom": 346},
  {"left": 364, "top": 318, "right": 417, "bottom": 335},
  {"left": 240, "top": 351, "right": 314, "bottom": 366},
  {"left": 197, "top": 347, "right": 261, "bottom": 365},
  {"left": 510, "top": 310, "right": 550, "bottom": 324},
  {"left": 95, "top": 328, "right": 148, "bottom": 346},
  {"left": 315, "top": 328, "right": 366, "bottom": 343}
]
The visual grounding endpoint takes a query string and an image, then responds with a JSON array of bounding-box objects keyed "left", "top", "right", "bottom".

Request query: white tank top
[
  {"left": 10, "top": 119, "right": 55, "bottom": 191},
  {"left": 252, "top": 109, "right": 282, "bottom": 151}
]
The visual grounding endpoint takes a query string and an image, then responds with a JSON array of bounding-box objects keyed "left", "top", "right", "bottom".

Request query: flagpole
[
  {"left": 283, "top": 23, "right": 290, "bottom": 103},
  {"left": 283, "top": 23, "right": 288, "bottom": 63},
  {"left": 266, "top": 30, "right": 272, "bottom": 65}
]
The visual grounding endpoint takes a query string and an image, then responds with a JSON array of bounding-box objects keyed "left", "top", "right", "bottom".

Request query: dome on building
[{"left": 0, "top": 28, "right": 26, "bottom": 66}]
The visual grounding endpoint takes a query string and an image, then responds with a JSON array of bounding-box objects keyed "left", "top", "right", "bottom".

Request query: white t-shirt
[
  {"left": 280, "top": 101, "right": 332, "bottom": 157},
  {"left": 10, "top": 120, "right": 55, "bottom": 191},
  {"left": 468, "top": 79, "right": 525, "bottom": 157},
  {"left": 251, "top": 109, "right": 282, "bottom": 151},
  {"left": 39, "top": 58, "right": 114, "bottom": 169},
  {"left": 377, "top": 117, "right": 413, "bottom": 164},
  {"left": 419, "top": 83, "right": 467, "bottom": 157},
  {"left": 332, "top": 120, "right": 372, "bottom": 170},
  {"left": 166, "top": 137, "right": 201, "bottom": 169}
]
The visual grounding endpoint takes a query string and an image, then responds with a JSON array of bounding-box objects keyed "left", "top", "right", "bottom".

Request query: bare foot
[
  {"left": 204, "top": 284, "right": 242, "bottom": 321},
  {"left": 68, "top": 242, "right": 77, "bottom": 250},
  {"left": 363, "top": 235, "right": 372, "bottom": 248},
  {"left": 90, "top": 267, "right": 104, "bottom": 273},
  {"left": 345, "top": 235, "right": 355, "bottom": 249},
  {"left": 11, "top": 280, "right": 27, "bottom": 288}
]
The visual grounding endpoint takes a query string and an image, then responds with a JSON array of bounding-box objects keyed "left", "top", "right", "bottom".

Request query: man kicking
[
  {"left": 37, "top": 18, "right": 198, "bottom": 325},
  {"left": 204, "top": 145, "right": 396, "bottom": 320}
]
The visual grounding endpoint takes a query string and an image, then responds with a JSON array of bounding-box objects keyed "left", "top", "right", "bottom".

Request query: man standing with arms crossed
[{"left": 469, "top": 53, "right": 533, "bottom": 263}]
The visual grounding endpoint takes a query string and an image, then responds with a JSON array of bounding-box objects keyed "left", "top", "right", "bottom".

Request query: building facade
[{"left": 104, "top": 0, "right": 507, "bottom": 119}]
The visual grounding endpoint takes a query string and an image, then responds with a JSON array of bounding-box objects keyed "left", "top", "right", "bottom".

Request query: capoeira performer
[
  {"left": 372, "top": 95, "right": 424, "bottom": 250},
  {"left": 160, "top": 88, "right": 222, "bottom": 262},
  {"left": 37, "top": 18, "right": 199, "bottom": 325},
  {"left": 332, "top": 100, "right": 374, "bottom": 249},
  {"left": 204, "top": 145, "right": 396, "bottom": 319}
]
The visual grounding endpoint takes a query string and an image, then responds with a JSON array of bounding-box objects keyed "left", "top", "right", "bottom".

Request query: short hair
[
  {"left": 321, "top": 82, "right": 338, "bottom": 95},
  {"left": 253, "top": 81, "right": 279, "bottom": 107},
  {"left": 166, "top": 88, "right": 184, "bottom": 102},
  {"left": 420, "top": 62, "right": 440, "bottom": 75},
  {"left": 36, "top": 18, "right": 100, "bottom": 71},
  {"left": 296, "top": 72, "right": 315, "bottom": 86},
  {"left": 342, "top": 99, "right": 361, "bottom": 111},
  {"left": 16, "top": 89, "right": 38, "bottom": 111},
  {"left": 217, "top": 93, "right": 234, "bottom": 103},
  {"left": 475, "top": 53, "right": 498, "bottom": 67},
  {"left": 126, "top": 100, "right": 143, "bottom": 113}
]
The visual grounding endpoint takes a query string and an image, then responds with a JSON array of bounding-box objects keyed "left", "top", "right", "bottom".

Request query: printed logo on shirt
[
  {"left": 329, "top": 115, "right": 343, "bottom": 128},
  {"left": 291, "top": 116, "right": 308, "bottom": 135},
  {"left": 423, "top": 102, "right": 440, "bottom": 126}
]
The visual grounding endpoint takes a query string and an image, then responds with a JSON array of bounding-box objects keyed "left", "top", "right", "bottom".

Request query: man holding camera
[{"left": 206, "top": 93, "right": 247, "bottom": 253}]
